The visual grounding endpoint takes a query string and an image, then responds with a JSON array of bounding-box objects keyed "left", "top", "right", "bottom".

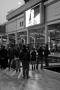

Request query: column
[
  {"left": 27, "top": 29, "right": 29, "bottom": 44},
  {"left": 15, "top": 32, "right": 18, "bottom": 44},
  {"left": 40, "top": 2, "right": 44, "bottom": 24},
  {"left": 6, "top": 34, "right": 9, "bottom": 44},
  {"left": 45, "top": 24, "right": 48, "bottom": 44},
  {"left": 34, "top": 38, "right": 35, "bottom": 48}
]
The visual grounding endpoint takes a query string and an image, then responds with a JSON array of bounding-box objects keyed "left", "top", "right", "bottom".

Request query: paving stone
[{"left": 0, "top": 68, "right": 60, "bottom": 90}]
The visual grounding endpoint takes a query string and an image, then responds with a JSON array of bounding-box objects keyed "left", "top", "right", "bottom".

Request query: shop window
[
  {"left": 21, "top": 22, "right": 23, "bottom": 26},
  {"left": 48, "top": 30, "right": 60, "bottom": 52},
  {"left": 20, "top": 22, "right": 21, "bottom": 27}
]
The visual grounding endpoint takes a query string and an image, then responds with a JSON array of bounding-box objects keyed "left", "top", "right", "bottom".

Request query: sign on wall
[{"left": 26, "top": 5, "right": 40, "bottom": 27}]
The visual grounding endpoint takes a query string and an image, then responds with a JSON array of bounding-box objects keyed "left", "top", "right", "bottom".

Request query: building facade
[
  {"left": 0, "top": 23, "right": 7, "bottom": 46},
  {"left": 6, "top": 13, "right": 27, "bottom": 45},
  {"left": 6, "top": 0, "right": 44, "bottom": 49},
  {"left": 45, "top": 0, "right": 60, "bottom": 51},
  {"left": 6, "top": 0, "right": 60, "bottom": 50}
]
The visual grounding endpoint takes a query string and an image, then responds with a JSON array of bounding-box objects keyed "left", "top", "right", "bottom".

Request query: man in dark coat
[
  {"left": 20, "top": 45, "right": 30, "bottom": 79},
  {"left": 31, "top": 48, "right": 36, "bottom": 70},
  {"left": 13, "top": 46, "right": 20, "bottom": 72},
  {"left": 1, "top": 45, "right": 8, "bottom": 69},
  {"left": 44, "top": 44, "right": 50, "bottom": 67},
  {"left": 8, "top": 45, "right": 14, "bottom": 70},
  {"left": 37, "top": 45, "right": 44, "bottom": 70}
]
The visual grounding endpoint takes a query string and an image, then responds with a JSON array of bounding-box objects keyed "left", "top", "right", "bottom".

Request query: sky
[{"left": 0, "top": 0, "right": 25, "bottom": 24}]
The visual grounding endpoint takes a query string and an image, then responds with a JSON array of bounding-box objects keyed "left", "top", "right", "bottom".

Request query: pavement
[{"left": 0, "top": 66, "right": 60, "bottom": 90}]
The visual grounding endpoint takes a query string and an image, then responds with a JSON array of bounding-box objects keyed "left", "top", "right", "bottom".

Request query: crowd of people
[{"left": 0, "top": 43, "right": 50, "bottom": 79}]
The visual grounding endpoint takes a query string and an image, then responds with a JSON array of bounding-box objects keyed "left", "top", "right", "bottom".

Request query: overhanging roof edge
[{"left": 7, "top": 0, "right": 42, "bottom": 20}]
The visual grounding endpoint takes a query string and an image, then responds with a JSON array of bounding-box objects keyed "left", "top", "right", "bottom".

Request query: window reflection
[{"left": 48, "top": 28, "right": 60, "bottom": 52}]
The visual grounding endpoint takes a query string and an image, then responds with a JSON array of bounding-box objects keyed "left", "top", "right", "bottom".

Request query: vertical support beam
[
  {"left": 45, "top": 24, "right": 48, "bottom": 44},
  {"left": 7, "top": 34, "right": 9, "bottom": 44},
  {"left": 27, "top": 29, "right": 29, "bottom": 44},
  {"left": 15, "top": 18, "right": 18, "bottom": 45},
  {"left": 15, "top": 32, "right": 18, "bottom": 44},
  {"left": 34, "top": 38, "right": 35, "bottom": 48},
  {"left": 40, "top": 2, "right": 44, "bottom": 24}
]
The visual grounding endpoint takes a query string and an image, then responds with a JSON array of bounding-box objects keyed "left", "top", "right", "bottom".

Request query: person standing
[
  {"left": 1, "top": 45, "right": 8, "bottom": 69},
  {"left": 14, "top": 45, "right": 20, "bottom": 72},
  {"left": 44, "top": 44, "right": 50, "bottom": 67},
  {"left": 8, "top": 45, "right": 14, "bottom": 70},
  {"left": 37, "top": 45, "right": 44, "bottom": 70},
  {"left": 31, "top": 48, "right": 36, "bottom": 70},
  {"left": 20, "top": 45, "right": 30, "bottom": 79}
]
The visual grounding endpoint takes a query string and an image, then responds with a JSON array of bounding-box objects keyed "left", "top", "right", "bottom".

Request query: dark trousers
[
  {"left": 32, "top": 62, "right": 36, "bottom": 70},
  {"left": 22, "top": 63, "right": 29, "bottom": 78},
  {"left": 0, "top": 58, "right": 8, "bottom": 69},
  {"left": 45, "top": 57, "right": 49, "bottom": 67},
  {"left": 8, "top": 59, "right": 12, "bottom": 69},
  {"left": 40, "top": 57, "right": 43, "bottom": 69},
  {"left": 36, "top": 56, "right": 40, "bottom": 70}
]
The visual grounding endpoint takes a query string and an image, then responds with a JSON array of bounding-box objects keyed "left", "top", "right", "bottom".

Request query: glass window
[
  {"left": 48, "top": 29, "right": 60, "bottom": 52},
  {"left": 20, "top": 22, "right": 21, "bottom": 27},
  {"left": 22, "top": 22, "right": 23, "bottom": 26},
  {"left": 20, "top": 21, "right": 23, "bottom": 27}
]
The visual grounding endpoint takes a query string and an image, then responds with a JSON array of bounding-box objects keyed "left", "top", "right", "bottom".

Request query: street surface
[{"left": 0, "top": 66, "right": 60, "bottom": 90}]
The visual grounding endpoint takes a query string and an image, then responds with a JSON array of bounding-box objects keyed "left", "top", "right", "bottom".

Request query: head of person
[
  {"left": 33, "top": 48, "right": 35, "bottom": 51},
  {"left": 22, "top": 45, "right": 27, "bottom": 52}
]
